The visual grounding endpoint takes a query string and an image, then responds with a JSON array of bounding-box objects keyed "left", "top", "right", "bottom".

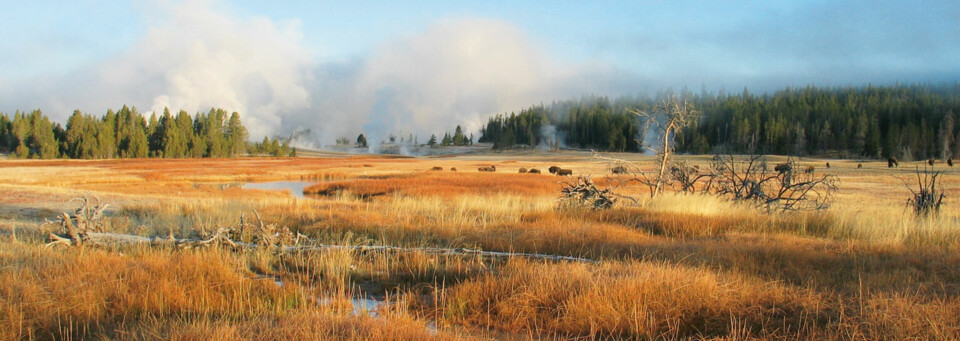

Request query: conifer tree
[{"left": 226, "top": 112, "right": 248, "bottom": 156}]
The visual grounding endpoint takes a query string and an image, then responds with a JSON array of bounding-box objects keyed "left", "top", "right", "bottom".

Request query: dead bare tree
[
  {"left": 902, "top": 166, "right": 946, "bottom": 216},
  {"left": 628, "top": 95, "right": 700, "bottom": 197},
  {"left": 710, "top": 154, "right": 839, "bottom": 211}
]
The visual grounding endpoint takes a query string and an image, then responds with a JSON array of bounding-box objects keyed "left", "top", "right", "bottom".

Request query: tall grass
[{"left": 4, "top": 156, "right": 960, "bottom": 339}]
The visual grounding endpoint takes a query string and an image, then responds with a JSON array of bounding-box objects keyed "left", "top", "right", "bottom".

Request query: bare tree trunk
[{"left": 653, "top": 123, "right": 675, "bottom": 197}]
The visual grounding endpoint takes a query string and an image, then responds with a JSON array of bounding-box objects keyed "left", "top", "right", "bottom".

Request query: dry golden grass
[{"left": 3, "top": 153, "right": 960, "bottom": 339}]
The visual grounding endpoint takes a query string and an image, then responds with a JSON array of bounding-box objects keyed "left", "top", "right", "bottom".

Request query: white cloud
[
  {"left": 1, "top": 4, "right": 637, "bottom": 144},
  {"left": 5, "top": 0, "right": 314, "bottom": 139},
  {"left": 304, "top": 17, "right": 626, "bottom": 145}
]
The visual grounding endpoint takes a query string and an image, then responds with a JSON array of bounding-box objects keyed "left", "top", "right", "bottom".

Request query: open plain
[{"left": 1, "top": 151, "right": 959, "bottom": 340}]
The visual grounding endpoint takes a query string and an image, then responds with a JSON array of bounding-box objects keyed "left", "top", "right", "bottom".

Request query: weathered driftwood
[
  {"left": 46, "top": 228, "right": 250, "bottom": 249},
  {"left": 45, "top": 196, "right": 597, "bottom": 263},
  {"left": 558, "top": 176, "right": 616, "bottom": 210},
  {"left": 47, "top": 230, "right": 597, "bottom": 263}
]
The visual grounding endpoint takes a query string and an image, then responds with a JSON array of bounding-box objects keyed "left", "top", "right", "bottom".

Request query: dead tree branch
[
  {"left": 902, "top": 166, "right": 946, "bottom": 216},
  {"left": 44, "top": 199, "right": 598, "bottom": 263},
  {"left": 710, "top": 154, "right": 838, "bottom": 211},
  {"left": 627, "top": 95, "right": 700, "bottom": 197},
  {"left": 558, "top": 175, "right": 618, "bottom": 210}
]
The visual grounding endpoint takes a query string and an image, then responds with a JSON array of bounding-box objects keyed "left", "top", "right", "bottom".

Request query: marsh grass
[{"left": 3, "top": 155, "right": 960, "bottom": 339}]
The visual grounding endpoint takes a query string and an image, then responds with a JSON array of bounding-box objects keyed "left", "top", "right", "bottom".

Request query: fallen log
[
  {"left": 45, "top": 196, "right": 598, "bottom": 263},
  {"left": 48, "top": 231, "right": 597, "bottom": 263}
]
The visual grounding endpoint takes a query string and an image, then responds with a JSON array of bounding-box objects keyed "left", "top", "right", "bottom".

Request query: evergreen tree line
[
  {"left": 0, "top": 106, "right": 292, "bottom": 159},
  {"left": 677, "top": 84, "right": 960, "bottom": 160},
  {"left": 478, "top": 84, "right": 960, "bottom": 160},
  {"left": 432, "top": 125, "right": 473, "bottom": 147},
  {"left": 479, "top": 101, "right": 642, "bottom": 152}
]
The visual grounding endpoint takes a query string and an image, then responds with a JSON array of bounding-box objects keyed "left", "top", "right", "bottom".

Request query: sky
[{"left": 1, "top": 0, "right": 957, "bottom": 144}]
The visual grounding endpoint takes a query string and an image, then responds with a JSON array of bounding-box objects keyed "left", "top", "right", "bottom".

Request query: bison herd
[
  {"left": 425, "top": 164, "right": 575, "bottom": 176},
  {"left": 430, "top": 157, "right": 954, "bottom": 176}
]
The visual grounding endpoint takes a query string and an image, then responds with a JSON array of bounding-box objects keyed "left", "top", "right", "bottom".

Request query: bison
[
  {"left": 556, "top": 168, "right": 573, "bottom": 176},
  {"left": 431, "top": 166, "right": 443, "bottom": 171},
  {"left": 450, "top": 167, "right": 457, "bottom": 172},
  {"left": 825, "top": 162, "right": 830, "bottom": 168},
  {"left": 888, "top": 157, "right": 899, "bottom": 168},
  {"left": 803, "top": 165, "right": 815, "bottom": 174},
  {"left": 857, "top": 163, "right": 863, "bottom": 169},
  {"left": 548, "top": 166, "right": 561, "bottom": 174},
  {"left": 478, "top": 165, "right": 497, "bottom": 172},
  {"left": 528, "top": 168, "right": 541, "bottom": 174},
  {"left": 948, "top": 159, "right": 954, "bottom": 167},
  {"left": 518, "top": 168, "right": 528, "bottom": 173},
  {"left": 611, "top": 165, "right": 627, "bottom": 174},
  {"left": 927, "top": 159, "right": 935, "bottom": 166},
  {"left": 774, "top": 163, "right": 792, "bottom": 173}
]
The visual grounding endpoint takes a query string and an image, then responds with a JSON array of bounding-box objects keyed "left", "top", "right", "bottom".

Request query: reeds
[{"left": 2, "top": 155, "right": 959, "bottom": 339}]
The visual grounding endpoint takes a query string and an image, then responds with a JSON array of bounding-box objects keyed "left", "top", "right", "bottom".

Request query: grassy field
[{"left": 1, "top": 152, "right": 959, "bottom": 340}]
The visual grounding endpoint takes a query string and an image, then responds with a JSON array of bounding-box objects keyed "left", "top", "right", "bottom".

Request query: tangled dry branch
[
  {"left": 558, "top": 175, "right": 618, "bottom": 210},
  {"left": 709, "top": 154, "right": 838, "bottom": 211},
  {"left": 593, "top": 153, "right": 839, "bottom": 211},
  {"left": 44, "top": 197, "right": 597, "bottom": 263},
  {"left": 902, "top": 166, "right": 946, "bottom": 216}
]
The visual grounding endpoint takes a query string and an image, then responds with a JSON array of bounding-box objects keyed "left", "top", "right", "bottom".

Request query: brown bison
[
  {"left": 611, "top": 165, "right": 627, "bottom": 174},
  {"left": 948, "top": 159, "right": 954, "bottom": 167},
  {"left": 825, "top": 162, "right": 830, "bottom": 168},
  {"left": 556, "top": 168, "right": 573, "bottom": 176},
  {"left": 431, "top": 166, "right": 443, "bottom": 171},
  {"left": 804, "top": 165, "right": 815, "bottom": 174},
  {"left": 774, "top": 163, "right": 792, "bottom": 173},
  {"left": 888, "top": 157, "right": 899, "bottom": 168},
  {"left": 927, "top": 159, "right": 935, "bottom": 166},
  {"left": 450, "top": 167, "right": 457, "bottom": 172},
  {"left": 518, "top": 168, "right": 528, "bottom": 173},
  {"left": 478, "top": 165, "right": 497, "bottom": 172},
  {"left": 857, "top": 163, "right": 863, "bottom": 169},
  {"left": 548, "top": 166, "right": 561, "bottom": 174},
  {"left": 528, "top": 168, "right": 541, "bottom": 174}
]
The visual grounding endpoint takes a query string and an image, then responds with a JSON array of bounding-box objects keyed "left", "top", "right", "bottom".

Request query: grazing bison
[
  {"left": 948, "top": 159, "right": 954, "bottom": 167},
  {"left": 857, "top": 163, "right": 863, "bottom": 169},
  {"left": 518, "top": 168, "right": 528, "bottom": 173},
  {"left": 774, "top": 163, "right": 792, "bottom": 173},
  {"left": 888, "top": 157, "right": 899, "bottom": 168},
  {"left": 450, "top": 167, "right": 457, "bottom": 172},
  {"left": 548, "top": 166, "right": 561, "bottom": 174},
  {"left": 431, "top": 166, "right": 443, "bottom": 171},
  {"left": 611, "top": 165, "right": 627, "bottom": 174},
  {"left": 928, "top": 159, "right": 935, "bottom": 166},
  {"left": 825, "top": 162, "right": 830, "bottom": 168},
  {"left": 556, "top": 168, "right": 573, "bottom": 176},
  {"left": 804, "top": 165, "right": 816, "bottom": 174},
  {"left": 528, "top": 168, "right": 541, "bottom": 174},
  {"left": 478, "top": 165, "right": 497, "bottom": 172}
]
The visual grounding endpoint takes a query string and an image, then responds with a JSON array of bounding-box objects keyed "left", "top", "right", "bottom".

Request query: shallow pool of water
[
  {"left": 317, "top": 297, "right": 385, "bottom": 317},
  {"left": 242, "top": 181, "right": 314, "bottom": 198}
]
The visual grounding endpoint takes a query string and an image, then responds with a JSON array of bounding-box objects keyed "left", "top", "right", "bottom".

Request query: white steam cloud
[
  {"left": 304, "top": 17, "right": 618, "bottom": 146},
  {"left": 4, "top": 1, "right": 314, "bottom": 139},
  {"left": 1, "top": 2, "right": 637, "bottom": 145}
]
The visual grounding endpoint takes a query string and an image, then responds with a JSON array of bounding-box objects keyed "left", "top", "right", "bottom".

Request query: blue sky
[{"left": 1, "top": 0, "right": 958, "bottom": 141}]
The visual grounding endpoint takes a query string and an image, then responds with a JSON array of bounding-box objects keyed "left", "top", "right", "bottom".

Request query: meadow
[{"left": 1, "top": 151, "right": 959, "bottom": 340}]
